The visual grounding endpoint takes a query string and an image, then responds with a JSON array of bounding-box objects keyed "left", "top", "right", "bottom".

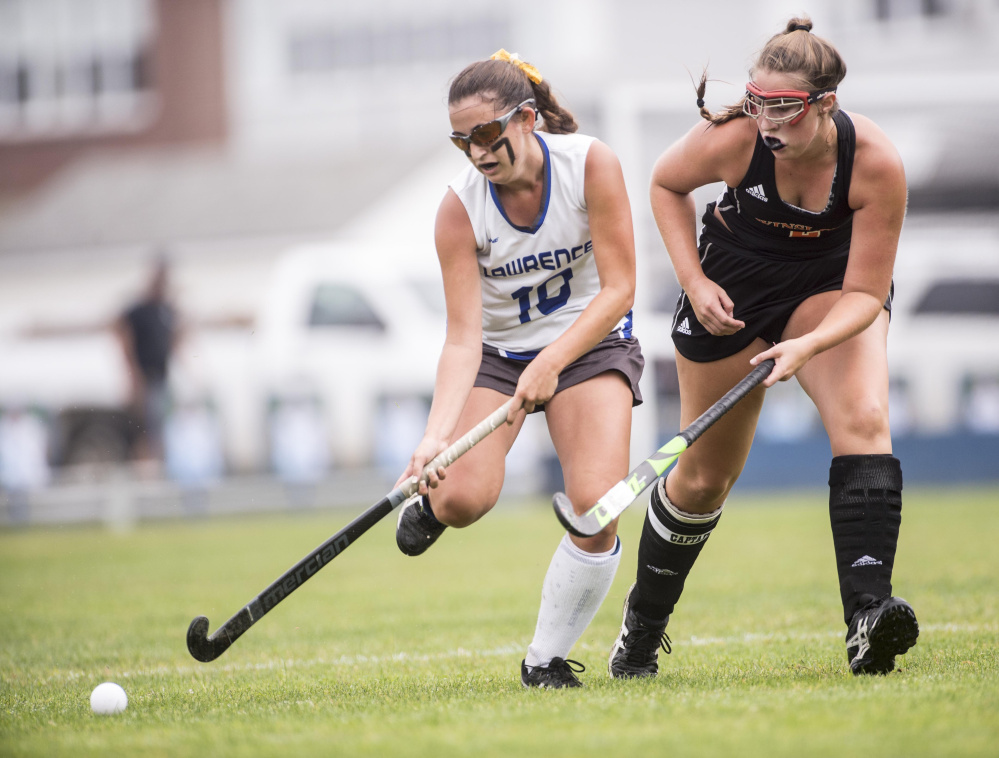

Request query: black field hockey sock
[
  {"left": 632, "top": 479, "right": 723, "bottom": 622},
  {"left": 828, "top": 454, "right": 903, "bottom": 624}
]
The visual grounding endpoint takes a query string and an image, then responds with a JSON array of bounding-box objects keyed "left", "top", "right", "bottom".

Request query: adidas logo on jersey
[
  {"left": 675, "top": 317, "right": 692, "bottom": 335},
  {"left": 746, "top": 184, "right": 768, "bottom": 202},
  {"left": 851, "top": 555, "right": 883, "bottom": 567}
]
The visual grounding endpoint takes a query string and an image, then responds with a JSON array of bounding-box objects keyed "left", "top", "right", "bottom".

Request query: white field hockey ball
[{"left": 90, "top": 682, "right": 128, "bottom": 715}]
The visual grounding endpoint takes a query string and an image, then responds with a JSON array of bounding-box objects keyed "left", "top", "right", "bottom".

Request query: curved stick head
[
  {"left": 552, "top": 492, "right": 593, "bottom": 538},
  {"left": 187, "top": 615, "right": 230, "bottom": 662}
]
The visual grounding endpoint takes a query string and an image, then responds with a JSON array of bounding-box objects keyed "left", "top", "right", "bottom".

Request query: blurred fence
[
  {"left": 737, "top": 433, "right": 999, "bottom": 489},
  {"left": 0, "top": 451, "right": 551, "bottom": 529}
]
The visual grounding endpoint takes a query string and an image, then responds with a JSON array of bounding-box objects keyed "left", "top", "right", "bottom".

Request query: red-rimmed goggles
[
  {"left": 743, "top": 82, "right": 836, "bottom": 126},
  {"left": 449, "top": 99, "right": 536, "bottom": 153}
]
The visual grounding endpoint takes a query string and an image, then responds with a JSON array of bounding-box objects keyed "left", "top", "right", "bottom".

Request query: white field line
[{"left": 40, "top": 622, "right": 994, "bottom": 684}]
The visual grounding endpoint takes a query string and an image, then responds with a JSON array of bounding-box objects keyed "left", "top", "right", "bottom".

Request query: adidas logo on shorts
[
  {"left": 675, "top": 317, "right": 692, "bottom": 335},
  {"left": 746, "top": 184, "right": 768, "bottom": 202}
]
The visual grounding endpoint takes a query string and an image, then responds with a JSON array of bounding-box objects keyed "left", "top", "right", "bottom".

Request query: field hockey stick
[
  {"left": 553, "top": 359, "right": 775, "bottom": 537},
  {"left": 187, "top": 399, "right": 513, "bottom": 662}
]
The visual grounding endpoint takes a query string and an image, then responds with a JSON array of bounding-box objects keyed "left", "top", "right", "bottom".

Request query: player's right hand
[
  {"left": 510, "top": 357, "right": 558, "bottom": 419},
  {"left": 686, "top": 278, "right": 745, "bottom": 336}
]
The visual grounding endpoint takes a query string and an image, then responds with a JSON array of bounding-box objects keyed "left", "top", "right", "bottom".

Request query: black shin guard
[
  {"left": 829, "top": 454, "right": 903, "bottom": 624},
  {"left": 633, "top": 482, "right": 722, "bottom": 622}
]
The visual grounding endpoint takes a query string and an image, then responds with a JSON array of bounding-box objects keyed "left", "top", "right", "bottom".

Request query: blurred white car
[
  {"left": 246, "top": 241, "right": 445, "bottom": 469},
  {"left": 0, "top": 238, "right": 446, "bottom": 475},
  {"left": 886, "top": 218, "right": 999, "bottom": 435}
]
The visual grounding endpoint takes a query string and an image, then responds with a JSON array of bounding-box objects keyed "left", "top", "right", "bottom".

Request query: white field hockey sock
[{"left": 524, "top": 533, "right": 622, "bottom": 669}]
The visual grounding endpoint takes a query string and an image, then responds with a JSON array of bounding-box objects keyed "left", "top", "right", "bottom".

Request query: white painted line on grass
[{"left": 47, "top": 622, "right": 994, "bottom": 684}]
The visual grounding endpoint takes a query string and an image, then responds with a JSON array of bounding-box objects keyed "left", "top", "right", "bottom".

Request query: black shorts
[
  {"left": 474, "top": 337, "right": 644, "bottom": 412},
  {"left": 671, "top": 240, "right": 893, "bottom": 363}
]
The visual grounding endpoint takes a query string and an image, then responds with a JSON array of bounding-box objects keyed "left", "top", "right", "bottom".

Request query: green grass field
[{"left": 2, "top": 485, "right": 997, "bottom": 757}]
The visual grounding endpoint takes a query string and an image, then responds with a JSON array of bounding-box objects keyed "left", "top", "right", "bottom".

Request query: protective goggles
[
  {"left": 742, "top": 82, "right": 835, "bottom": 126},
  {"left": 449, "top": 99, "right": 535, "bottom": 152}
]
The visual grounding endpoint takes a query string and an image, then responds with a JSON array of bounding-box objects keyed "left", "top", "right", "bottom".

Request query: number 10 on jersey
[{"left": 511, "top": 269, "right": 573, "bottom": 323}]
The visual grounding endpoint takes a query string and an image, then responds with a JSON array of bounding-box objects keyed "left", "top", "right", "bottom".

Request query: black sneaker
[
  {"left": 846, "top": 596, "right": 919, "bottom": 675},
  {"left": 395, "top": 494, "right": 447, "bottom": 556},
  {"left": 608, "top": 583, "right": 671, "bottom": 678},
  {"left": 520, "top": 657, "right": 585, "bottom": 689}
]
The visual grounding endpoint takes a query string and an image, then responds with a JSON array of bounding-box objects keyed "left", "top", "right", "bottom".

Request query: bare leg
[
  {"left": 523, "top": 372, "right": 633, "bottom": 670},
  {"left": 426, "top": 387, "right": 526, "bottom": 527},
  {"left": 664, "top": 339, "right": 770, "bottom": 512},
  {"left": 784, "top": 293, "right": 915, "bottom": 665},
  {"left": 786, "top": 293, "right": 892, "bottom": 455},
  {"left": 635, "top": 339, "right": 769, "bottom": 621},
  {"left": 609, "top": 339, "right": 771, "bottom": 676},
  {"left": 545, "top": 371, "right": 634, "bottom": 553}
]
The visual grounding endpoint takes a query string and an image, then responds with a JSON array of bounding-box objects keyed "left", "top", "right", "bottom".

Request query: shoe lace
[
  {"left": 624, "top": 626, "right": 672, "bottom": 665},
  {"left": 847, "top": 595, "right": 891, "bottom": 656},
  {"left": 545, "top": 657, "right": 585, "bottom": 684}
]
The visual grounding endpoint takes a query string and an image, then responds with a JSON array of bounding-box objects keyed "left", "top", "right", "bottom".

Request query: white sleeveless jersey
[{"left": 450, "top": 132, "right": 634, "bottom": 359}]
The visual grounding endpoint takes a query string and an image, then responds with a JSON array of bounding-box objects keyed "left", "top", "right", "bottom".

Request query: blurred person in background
[
  {"left": 609, "top": 17, "right": 919, "bottom": 680},
  {"left": 115, "top": 255, "right": 181, "bottom": 470},
  {"left": 395, "top": 50, "right": 642, "bottom": 688}
]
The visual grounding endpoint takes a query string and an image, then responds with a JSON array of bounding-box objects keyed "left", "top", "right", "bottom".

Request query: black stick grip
[{"left": 678, "top": 359, "right": 774, "bottom": 446}]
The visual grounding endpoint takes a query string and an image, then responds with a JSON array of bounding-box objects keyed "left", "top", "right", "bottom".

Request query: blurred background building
[{"left": 1, "top": 0, "right": 997, "bottom": 524}]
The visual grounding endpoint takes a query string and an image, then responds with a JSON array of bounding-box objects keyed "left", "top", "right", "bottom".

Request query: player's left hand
[
  {"left": 750, "top": 338, "right": 815, "bottom": 387},
  {"left": 510, "top": 359, "right": 559, "bottom": 419}
]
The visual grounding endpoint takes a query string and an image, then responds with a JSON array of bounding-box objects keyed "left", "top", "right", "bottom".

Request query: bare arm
[
  {"left": 512, "top": 140, "right": 637, "bottom": 411},
  {"left": 650, "top": 118, "right": 756, "bottom": 335},
  {"left": 396, "top": 188, "right": 485, "bottom": 489}
]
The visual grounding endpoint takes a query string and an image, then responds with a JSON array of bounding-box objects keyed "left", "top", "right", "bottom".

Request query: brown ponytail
[
  {"left": 694, "top": 70, "right": 746, "bottom": 126},
  {"left": 528, "top": 77, "right": 578, "bottom": 135},
  {"left": 448, "top": 55, "right": 578, "bottom": 135},
  {"left": 754, "top": 16, "right": 846, "bottom": 97},
  {"left": 692, "top": 16, "right": 846, "bottom": 125}
]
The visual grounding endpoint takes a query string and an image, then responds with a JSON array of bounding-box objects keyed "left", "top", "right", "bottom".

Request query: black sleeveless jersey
[{"left": 699, "top": 110, "right": 856, "bottom": 262}]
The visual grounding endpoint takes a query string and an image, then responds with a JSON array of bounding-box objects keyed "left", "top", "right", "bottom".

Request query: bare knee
[
  {"left": 828, "top": 397, "right": 891, "bottom": 451},
  {"left": 666, "top": 468, "right": 734, "bottom": 514},
  {"left": 429, "top": 489, "right": 497, "bottom": 528}
]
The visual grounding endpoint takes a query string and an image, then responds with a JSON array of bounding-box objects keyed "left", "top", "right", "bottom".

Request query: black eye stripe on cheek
[{"left": 490, "top": 137, "right": 515, "bottom": 165}]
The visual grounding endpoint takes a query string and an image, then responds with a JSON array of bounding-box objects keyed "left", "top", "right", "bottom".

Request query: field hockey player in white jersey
[{"left": 394, "top": 49, "right": 644, "bottom": 688}]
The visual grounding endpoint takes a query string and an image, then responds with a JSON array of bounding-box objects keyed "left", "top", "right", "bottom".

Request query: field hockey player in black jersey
[{"left": 608, "top": 17, "right": 919, "bottom": 679}]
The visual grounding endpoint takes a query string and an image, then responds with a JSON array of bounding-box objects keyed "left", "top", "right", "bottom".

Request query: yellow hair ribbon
[{"left": 490, "top": 48, "right": 543, "bottom": 84}]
